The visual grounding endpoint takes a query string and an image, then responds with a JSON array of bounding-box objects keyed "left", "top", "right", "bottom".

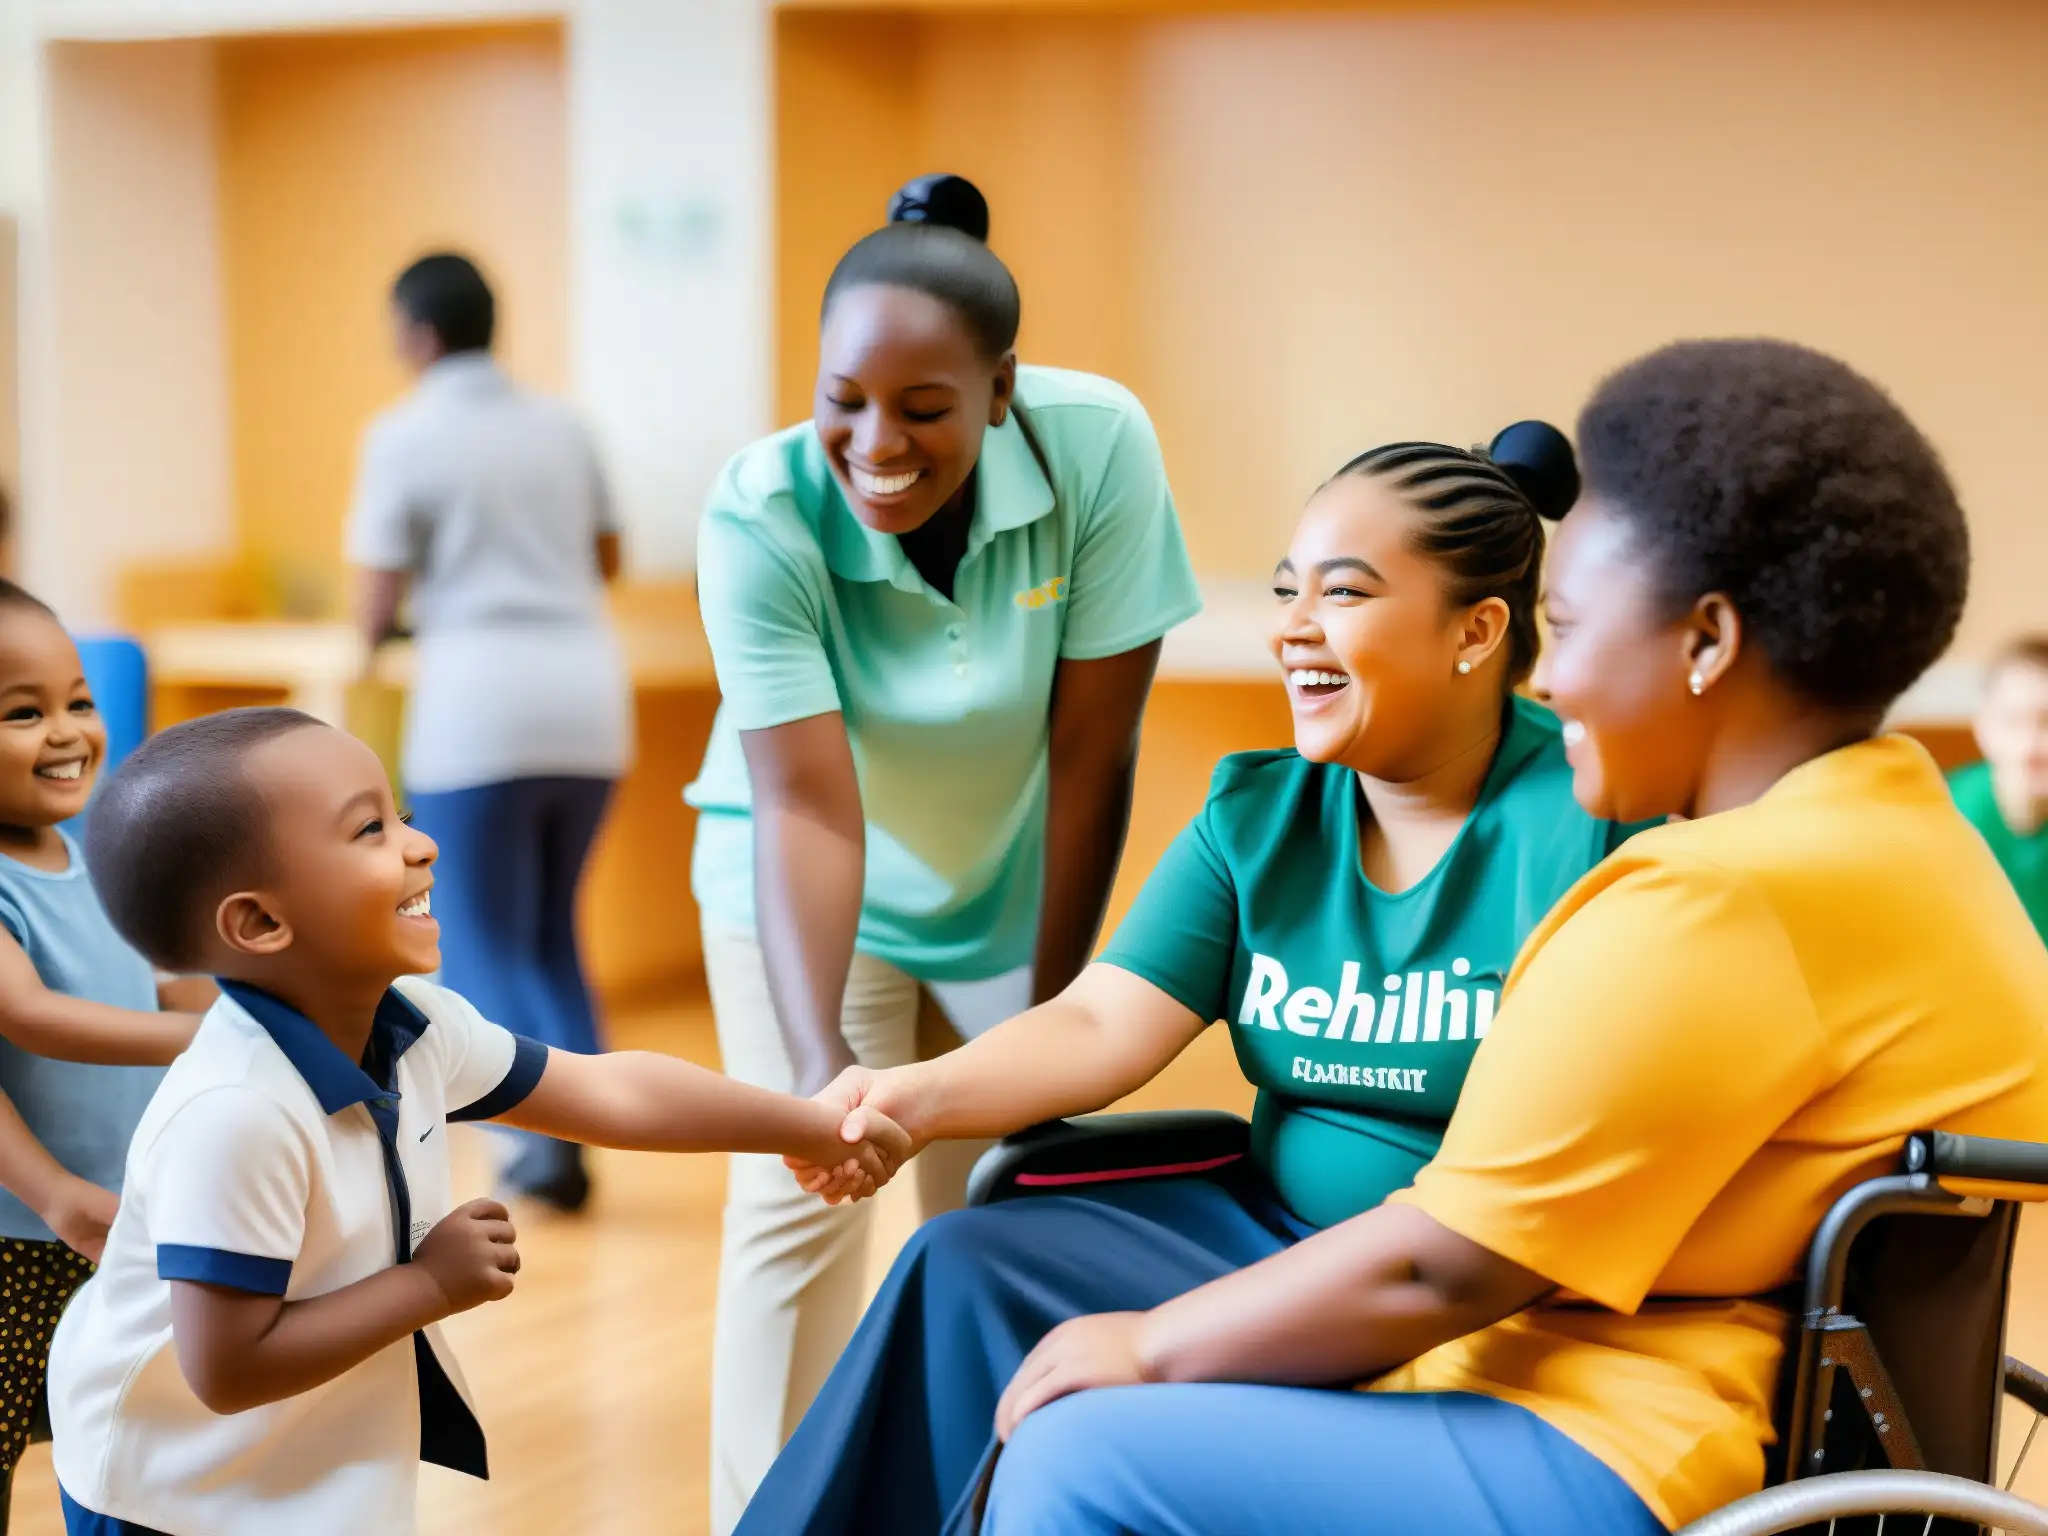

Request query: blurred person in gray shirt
[{"left": 348, "top": 253, "right": 631, "bottom": 1212}]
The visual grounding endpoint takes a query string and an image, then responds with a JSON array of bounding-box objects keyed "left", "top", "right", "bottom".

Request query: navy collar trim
[{"left": 218, "top": 980, "right": 431, "bottom": 1116}]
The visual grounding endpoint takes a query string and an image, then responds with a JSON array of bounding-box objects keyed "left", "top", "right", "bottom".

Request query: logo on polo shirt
[
  {"left": 1013, "top": 576, "right": 1068, "bottom": 611},
  {"left": 1236, "top": 954, "right": 1498, "bottom": 1043}
]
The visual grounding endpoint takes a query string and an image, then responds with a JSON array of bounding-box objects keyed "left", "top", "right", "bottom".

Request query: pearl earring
[
  {"left": 1688, "top": 670, "right": 1706, "bottom": 697},
  {"left": 1456, "top": 660, "right": 1472, "bottom": 675}
]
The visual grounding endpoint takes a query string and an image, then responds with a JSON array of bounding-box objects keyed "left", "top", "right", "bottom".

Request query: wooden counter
[
  {"left": 146, "top": 593, "right": 715, "bottom": 726},
  {"left": 139, "top": 577, "right": 1278, "bottom": 722}
]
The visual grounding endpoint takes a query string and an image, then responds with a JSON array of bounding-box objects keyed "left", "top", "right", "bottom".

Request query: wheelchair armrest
[
  {"left": 965, "top": 1110, "right": 1251, "bottom": 1208},
  {"left": 1907, "top": 1131, "right": 2048, "bottom": 1190}
]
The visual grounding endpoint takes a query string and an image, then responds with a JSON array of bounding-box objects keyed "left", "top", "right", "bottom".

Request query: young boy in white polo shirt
[{"left": 48, "top": 708, "right": 905, "bottom": 1535}]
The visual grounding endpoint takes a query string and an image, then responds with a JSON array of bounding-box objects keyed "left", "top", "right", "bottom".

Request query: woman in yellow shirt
[{"left": 958, "top": 338, "right": 2048, "bottom": 1534}]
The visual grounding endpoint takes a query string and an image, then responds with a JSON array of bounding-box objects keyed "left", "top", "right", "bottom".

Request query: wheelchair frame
[{"left": 967, "top": 1117, "right": 2048, "bottom": 1536}]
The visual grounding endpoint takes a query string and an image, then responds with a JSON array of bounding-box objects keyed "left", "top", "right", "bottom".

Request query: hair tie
[
  {"left": 887, "top": 174, "right": 991, "bottom": 243},
  {"left": 1487, "top": 421, "right": 1581, "bottom": 521}
]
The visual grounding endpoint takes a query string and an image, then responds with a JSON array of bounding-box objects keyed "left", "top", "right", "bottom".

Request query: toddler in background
[
  {"left": 0, "top": 581, "right": 205, "bottom": 1505},
  {"left": 1954, "top": 636, "right": 2048, "bottom": 944}
]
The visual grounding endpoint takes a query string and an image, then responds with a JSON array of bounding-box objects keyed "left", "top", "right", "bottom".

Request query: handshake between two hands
[
  {"left": 781, "top": 1062, "right": 1159, "bottom": 1441},
  {"left": 783, "top": 1064, "right": 921, "bottom": 1206}
]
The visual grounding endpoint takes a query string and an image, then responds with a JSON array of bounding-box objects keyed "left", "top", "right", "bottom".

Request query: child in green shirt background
[{"left": 1952, "top": 636, "right": 2048, "bottom": 944}]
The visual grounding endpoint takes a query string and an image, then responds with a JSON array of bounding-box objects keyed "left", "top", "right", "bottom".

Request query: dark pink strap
[{"left": 1012, "top": 1152, "right": 1244, "bottom": 1189}]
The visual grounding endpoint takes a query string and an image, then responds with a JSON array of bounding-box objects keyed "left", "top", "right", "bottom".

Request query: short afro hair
[
  {"left": 86, "top": 708, "right": 324, "bottom": 970},
  {"left": 1576, "top": 339, "right": 1968, "bottom": 712}
]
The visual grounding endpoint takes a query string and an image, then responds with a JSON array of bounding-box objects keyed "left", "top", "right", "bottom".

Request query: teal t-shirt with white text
[{"left": 1101, "top": 697, "right": 1644, "bottom": 1228}]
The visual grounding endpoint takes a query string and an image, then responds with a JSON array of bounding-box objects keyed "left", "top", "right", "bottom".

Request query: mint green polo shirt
[
  {"left": 687, "top": 365, "right": 1202, "bottom": 982},
  {"left": 1100, "top": 698, "right": 1650, "bottom": 1228}
]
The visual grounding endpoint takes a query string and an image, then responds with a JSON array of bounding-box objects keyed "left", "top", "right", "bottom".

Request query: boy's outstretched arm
[
  {"left": 493, "top": 1049, "right": 910, "bottom": 1194},
  {"left": 0, "top": 931, "right": 198, "bottom": 1065}
]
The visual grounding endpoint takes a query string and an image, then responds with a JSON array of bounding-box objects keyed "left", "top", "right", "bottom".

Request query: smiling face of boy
[
  {"left": 0, "top": 603, "right": 105, "bottom": 839},
  {"left": 213, "top": 726, "right": 442, "bottom": 994}
]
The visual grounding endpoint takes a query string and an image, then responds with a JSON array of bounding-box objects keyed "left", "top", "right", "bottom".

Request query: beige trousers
[{"left": 704, "top": 927, "right": 1023, "bottom": 1536}]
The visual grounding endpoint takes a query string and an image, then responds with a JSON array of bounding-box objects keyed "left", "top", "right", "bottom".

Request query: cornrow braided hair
[{"left": 1330, "top": 422, "right": 1578, "bottom": 684}]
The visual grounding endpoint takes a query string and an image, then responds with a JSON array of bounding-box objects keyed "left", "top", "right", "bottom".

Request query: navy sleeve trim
[
  {"left": 448, "top": 1034, "right": 550, "bottom": 1124},
  {"left": 156, "top": 1244, "right": 292, "bottom": 1296}
]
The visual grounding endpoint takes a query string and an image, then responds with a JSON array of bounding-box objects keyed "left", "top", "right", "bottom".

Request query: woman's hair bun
[
  {"left": 1487, "top": 420, "right": 1580, "bottom": 522},
  {"left": 887, "top": 174, "right": 991, "bottom": 243}
]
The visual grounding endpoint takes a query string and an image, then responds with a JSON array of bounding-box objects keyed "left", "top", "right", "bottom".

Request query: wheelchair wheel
[
  {"left": 2006, "top": 1356, "right": 2048, "bottom": 1494},
  {"left": 1671, "top": 1470, "right": 2048, "bottom": 1535}
]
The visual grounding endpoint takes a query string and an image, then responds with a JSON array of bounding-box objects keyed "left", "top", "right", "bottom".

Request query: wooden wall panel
[{"left": 217, "top": 23, "right": 568, "bottom": 617}]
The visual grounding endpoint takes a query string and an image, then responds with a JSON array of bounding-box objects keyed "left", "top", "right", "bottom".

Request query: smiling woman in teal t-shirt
[
  {"left": 740, "top": 422, "right": 1649, "bottom": 1536},
  {"left": 1106, "top": 691, "right": 1632, "bottom": 1228}
]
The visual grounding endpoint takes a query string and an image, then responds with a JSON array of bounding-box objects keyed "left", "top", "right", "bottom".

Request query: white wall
[
  {"left": 28, "top": 0, "right": 559, "bottom": 37},
  {"left": 39, "top": 38, "right": 233, "bottom": 626},
  {"left": 0, "top": 5, "right": 35, "bottom": 283},
  {"left": 2, "top": 0, "right": 49, "bottom": 573},
  {"left": 0, "top": 0, "right": 774, "bottom": 619},
  {"left": 570, "top": 0, "right": 771, "bottom": 573}
]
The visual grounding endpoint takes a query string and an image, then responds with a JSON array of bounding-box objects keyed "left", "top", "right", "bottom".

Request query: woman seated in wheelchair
[
  {"left": 752, "top": 338, "right": 2048, "bottom": 1536},
  {"left": 735, "top": 414, "right": 1649, "bottom": 1534}
]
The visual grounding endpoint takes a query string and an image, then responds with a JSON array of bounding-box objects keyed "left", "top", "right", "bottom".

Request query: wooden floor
[{"left": 10, "top": 999, "right": 2048, "bottom": 1533}]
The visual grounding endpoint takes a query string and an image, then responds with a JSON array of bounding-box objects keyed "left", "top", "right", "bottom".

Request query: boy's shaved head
[{"left": 86, "top": 708, "right": 326, "bottom": 970}]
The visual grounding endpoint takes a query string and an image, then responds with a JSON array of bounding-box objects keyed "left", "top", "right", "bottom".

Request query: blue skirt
[
  {"left": 735, "top": 1175, "right": 1305, "bottom": 1535},
  {"left": 736, "top": 1173, "right": 1665, "bottom": 1536}
]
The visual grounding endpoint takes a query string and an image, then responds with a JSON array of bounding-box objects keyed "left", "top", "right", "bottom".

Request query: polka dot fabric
[{"left": 0, "top": 1237, "right": 91, "bottom": 1474}]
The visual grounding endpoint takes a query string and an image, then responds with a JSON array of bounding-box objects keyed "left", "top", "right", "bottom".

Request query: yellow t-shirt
[{"left": 1383, "top": 735, "right": 2048, "bottom": 1529}]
